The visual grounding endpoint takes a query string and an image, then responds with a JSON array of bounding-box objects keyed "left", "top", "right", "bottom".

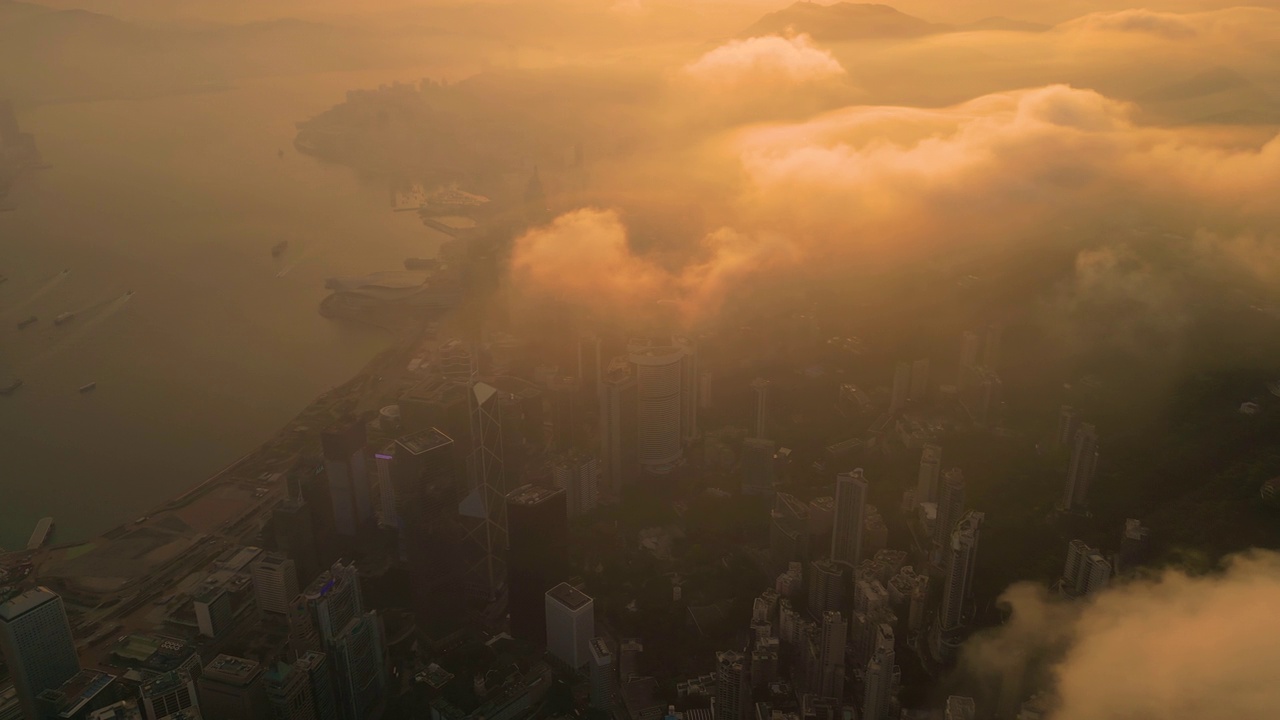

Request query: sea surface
[{"left": 0, "top": 69, "right": 448, "bottom": 550}]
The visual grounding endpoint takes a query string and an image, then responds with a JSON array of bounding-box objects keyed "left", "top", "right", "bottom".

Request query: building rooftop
[
  {"left": 547, "top": 582, "right": 592, "bottom": 611},
  {"left": 396, "top": 427, "right": 453, "bottom": 456},
  {"left": 589, "top": 638, "right": 612, "bottom": 661},
  {"left": 142, "top": 670, "right": 193, "bottom": 698},
  {"left": 0, "top": 586, "right": 58, "bottom": 621},
  {"left": 44, "top": 670, "right": 116, "bottom": 715},
  {"left": 506, "top": 484, "right": 565, "bottom": 506},
  {"left": 203, "top": 655, "right": 261, "bottom": 685}
]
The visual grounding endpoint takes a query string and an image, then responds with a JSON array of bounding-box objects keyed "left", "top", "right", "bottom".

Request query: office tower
[
  {"left": 548, "top": 375, "right": 579, "bottom": 452},
  {"left": 862, "top": 624, "right": 897, "bottom": 720},
  {"left": 462, "top": 381, "right": 510, "bottom": 601},
  {"left": 890, "top": 361, "right": 911, "bottom": 413},
  {"left": 197, "top": 655, "right": 270, "bottom": 720},
  {"left": 273, "top": 495, "right": 321, "bottom": 587},
  {"left": 741, "top": 438, "right": 778, "bottom": 496},
  {"left": 909, "top": 359, "right": 930, "bottom": 402},
  {"left": 932, "top": 469, "right": 966, "bottom": 552},
  {"left": 958, "top": 331, "right": 981, "bottom": 373},
  {"left": 506, "top": 485, "right": 569, "bottom": 645},
  {"left": 252, "top": 553, "right": 299, "bottom": 617},
  {"left": 329, "top": 613, "right": 387, "bottom": 720},
  {"left": 1119, "top": 519, "right": 1151, "bottom": 571},
  {"left": 373, "top": 445, "right": 398, "bottom": 531},
  {"left": 0, "top": 588, "right": 80, "bottom": 720},
  {"left": 750, "top": 378, "right": 771, "bottom": 440},
  {"left": 945, "top": 695, "right": 977, "bottom": 720},
  {"left": 296, "top": 652, "right": 338, "bottom": 720},
  {"left": 296, "top": 562, "right": 362, "bottom": 645},
  {"left": 618, "top": 638, "right": 643, "bottom": 683},
  {"left": 817, "top": 612, "right": 846, "bottom": 699},
  {"left": 831, "top": 469, "right": 868, "bottom": 566},
  {"left": 552, "top": 452, "right": 599, "bottom": 518},
  {"left": 194, "top": 588, "right": 233, "bottom": 638},
  {"left": 1063, "top": 541, "right": 1111, "bottom": 597},
  {"left": 265, "top": 661, "right": 317, "bottom": 720},
  {"left": 674, "top": 336, "right": 699, "bottom": 443},
  {"left": 863, "top": 506, "right": 888, "bottom": 558},
  {"left": 982, "top": 324, "right": 1002, "bottom": 369},
  {"left": 807, "top": 559, "right": 845, "bottom": 617},
  {"left": 807, "top": 497, "right": 835, "bottom": 559},
  {"left": 322, "top": 418, "right": 372, "bottom": 538},
  {"left": 390, "top": 428, "right": 459, "bottom": 618},
  {"left": 578, "top": 333, "right": 603, "bottom": 404},
  {"left": 940, "top": 511, "right": 985, "bottom": 631},
  {"left": 969, "top": 368, "right": 1002, "bottom": 424},
  {"left": 588, "top": 638, "right": 614, "bottom": 710},
  {"left": 916, "top": 445, "right": 942, "bottom": 505},
  {"left": 629, "top": 343, "right": 686, "bottom": 473},
  {"left": 1062, "top": 424, "right": 1099, "bottom": 512},
  {"left": 599, "top": 362, "right": 639, "bottom": 495},
  {"left": 545, "top": 583, "right": 594, "bottom": 670},
  {"left": 140, "top": 671, "right": 198, "bottom": 720},
  {"left": 1056, "top": 405, "right": 1079, "bottom": 448},
  {"left": 715, "top": 651, "right": 749, "bottom": 720},
  {"left": 771, "top": 494, "right": 810, "bottom": 571}
]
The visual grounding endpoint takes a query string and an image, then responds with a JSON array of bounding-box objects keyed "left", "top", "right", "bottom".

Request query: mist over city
[{"left": 3, "top": 1, "right": 1280, "bottom": 719}]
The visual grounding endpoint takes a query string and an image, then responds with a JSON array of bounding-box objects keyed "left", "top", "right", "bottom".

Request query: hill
[{"left": 742, "top": 2, "right": 949, "bottom": 41}]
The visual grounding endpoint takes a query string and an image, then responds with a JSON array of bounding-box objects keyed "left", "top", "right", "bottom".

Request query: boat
[
  {"left": 55, "top": 311, "right": 75, "bottom": 325},
  {"left": 25, "top": 517, "right": 54, "bottom": 551},
  {"left": 1, "top": 379, "right": 22, "bottom": 395},
  {"left": 271, "top": 241, "right": 289, "bottom": 258},
  {"left": 79, "top": 382, "right": 97, "bottom": 393},
  {"left": 17, "top": 315, "right": 37, "bottom": 329}
]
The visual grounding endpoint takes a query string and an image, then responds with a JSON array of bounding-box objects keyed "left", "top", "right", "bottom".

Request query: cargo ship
[
  {"left": 1, "top": 379, "right": 21, "bottom": 395},
  {"left": 55, "top": 311, "right": 75, "bottom": 325},
  {"left": 80, "top": 381, "right": 97, "bottom": 393},
  {"left": 17, "top": 315, "right": 37, "bottom": 329}
]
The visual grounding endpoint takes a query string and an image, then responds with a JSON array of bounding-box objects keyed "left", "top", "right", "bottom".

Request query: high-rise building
[
  {"left": 916, "top": 445, "right": 942, "bottom": 505},
  {"left": 295, "top": 563, "right": 386, "bottom": 720},
  {"left": 983, "top": 324, "right": 1002, "bottom": 369},
  {"left": 140, "top": 670, "right": 198, "bottom": 720},
  {"left": 807, "top": 559, "right": 845, "bottom": 618},
  {"left": 547, "top": 375, "right": 580, "bottom": 453},
  {"left": 861, "top": 624, "right": 897, "bottom": 720},
  {"left": 272, "top": 496, "right": 321, "bottom": 588},
  {"left": 909, "top": 359, "right": 930, "bottom": 402},
  {"left": 295, "top": 652, "right": 338, "bottom": 720},
  {"left": 945, "top": 695, "right": 977, "bottom": 720},
  {"left": 552, "top": 452, "right": 599, "bottom": 518},
  {"left": 741, "top": 438, "right": 778, "bottom": 496},
  {"left": 674, "top": 336, "right": 699, "bottom": 443},
  {"left": 389, "top": 428, "right": 460, "bottom": 618},
  {"left": 1062, "top": 424, "right": 1099, "bottom": 511},
  {"left": 578, "top": 334, "right": 603, "bottom": 404},
  {"left": 197, "top": 655, "right": 270, "bottom": 720},
  {"left": 714, "top": 651, "right": 749, "bottom": 720},
  {"left": 321, "top": 418, "right": 373, "bottom": 538},
  {"left": 1056, "top": 405, "right": 1079, "bottom": 448},
  {"left": 817, "top": 612, "right": 846, "bottom": 699},
  {"left": 599, "top": 362, "right": 639, "bottom": 495},
  {"left": 506, "top": 485, "right": 569, "bottom": 646},
  {"left": 771, "top": 493, "right": 810, "bottom": 571},
  {"left": 461, "top": 380, "right": 510, "bottom": 602},
  {"left": 265, "top": 661, "right": 317, "bottom": 720},
  {"left": 932, "top": 469, "right": 966, "bottom": 552},
  {"left": 252, "top": 553, "right": 299, "bottom": 617},
  {"left": 194, "top": 588, "right": 233, "bottom": 639},
  {"left": 0, "top": 588, "right": 81, "bottom": 720},
  {"left": 958, "top": 331, "right": 981, "bottom": 375},
  {"left": 373, "top": 444, "right": 398, "bottom": 532},
  {"left": 940, "top": 512, "right": 985, "bottom": 632},
  {"left": 890, "top": 361, "right": 911, "bottom": 413},
  {"left": 545, "top": 583, "right": 594, "bottom": 670},
  {"left": 629, "top": 343, "right": 686, "bottom": 473},
  {"left": 588, "top": 638, "right": 614, "bottom": 710},
  {"left": 34, "top": 669, "right": 123, "bottom": 720},
  {"left": 831, "top": 469, "right": 868, "bottom": 566},
  {"left": 750, "top": 378, "right": 771, "bottom": 440},
  {"left": 1063, "top": 540, "right": 1111, "bottom": 597}
]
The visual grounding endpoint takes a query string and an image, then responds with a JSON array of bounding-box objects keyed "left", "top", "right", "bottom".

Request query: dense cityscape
[{"left": 5, "top": 1, "right": 1280, "bottom": 720}]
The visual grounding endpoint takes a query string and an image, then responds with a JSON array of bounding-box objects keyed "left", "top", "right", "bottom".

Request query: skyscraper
[
  {"left": 932, "top": 469, "right": 966, "bottom": 552},
  {"left": 252, "top": 553, "right": 299, "bottom": 617},
  {"left": 831, "top": 469, "right": 868, "bottom": 566},
  {"left": 741, "top": 438, "right": 778, "bottom": 496},
  {"left": 140, "top": 670, "right": 198, "bottom": 720},
  {"left": 1063, "top": 540, "right": 1111, "bottom": 597},
  {"left": 577, "top": 333, "right": 603, "bottom": 405},
  {"left": 373, "top": 444, "right": 398, "bottom": 532},
  {"left": 629, "top": 343, "right": 686, "bottom": 473},
  {"left": 0, "top": 588, "right": 80, "bottom": 720},
  {"left": 714, "top": 650, "right": 749, "bottom": 720},
  {"left": 506, "top": 484, "right": 569, "bottom": 646},
  {"left": 545, "top": 583, "right": 594, "bottom": 670},
  {"left": 940, "top": 511, "right": 985, "bottom": 632},
  {"left": 982, "top": 324, "right": 1002, "bottom": 369},
  {"left": 807, "top": 559, "right": 845, "bottom": 618},
  {"left": 194, "top": 587, "right": 233, "bottom": 638},
  {"left": 271, "top": 497, "right": 320, "bottom": 587},
  {"left": 588, "top": 638, "right": 614, "bottom": 711},
  {"left": 265, "top": 660, "right": 317, "bottom": 720},
  {"left": 958, "top": 331, "right": 981, "bottom": 374},
  {"left": 296, "top": 652, "right": 338, "bottom": 720},
  {"left": 890, "top": 361, "right": 911, "bottom": 413},
  {"left": 1062, "top": 424, "right": 1099, "bottom": 511},
  {"left": 909, "top": 359, "right": 930, "bottom": 402},
  {"left": 461, "top": 381, "right": 510, "bottom": 601},
  {"left": 861, "top": 624, "right": 897, "bottom": 720},
  {"left": 197, "top": 655, "right": 270, "bottom": 720},
  {"left": 818, "top": 612, "right": 846, "bottom": 700},
  {"left": 295, "top": 563, "right": 387, "bottom": 720},
  {"left": 674, "top": 336, "right": 699, "bottom": 444},
  {"left": 599, "top": 362, "right": 639, "bottom": 495},
  {"left": 552, "top": 452, "right": 599, "bottom": 518},
  {"left": 321, "top": 418, "right": 372, "bottom": 538},
  {"left": 389, "top": 428, "right": 460, "bottom": 619},
  {"left": 1056, "top": 405, "right": 1079, "bottom": 448},
  {"left": 916, "top": 445, "right": 942, "bottom": 505},
  {"left": 750, "top": 378, "right": 771, "bottom": 440}
]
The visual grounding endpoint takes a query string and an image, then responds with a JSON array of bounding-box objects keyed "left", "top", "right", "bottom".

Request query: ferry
[
  {"left": 55, "top": 311, "right": 75, "bottom": 325},
  {"left": 25, "top": 517, "right": 54, "bottom": 551},
  {"left": 271, "top": 241, "right": 289, "bottom": 258},
  {"left": 79, "top": 382, "right": 97, "bottom": 393},
  {"left": 17, "top": 315, "right": 36, "bottom": 329},
  {"left": 1, "top": 379, "right": 21, "bottom": 395}
]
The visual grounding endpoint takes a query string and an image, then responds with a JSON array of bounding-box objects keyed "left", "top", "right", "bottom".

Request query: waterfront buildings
[
  {"left": 0, "top": 588, "right": 81, "bottom": 720},
  {"left": 321, "top": 418, "right": 373, "bottom": 538},
  {"left": 251, "top": 553, "right": 299, "bottom": 617}
]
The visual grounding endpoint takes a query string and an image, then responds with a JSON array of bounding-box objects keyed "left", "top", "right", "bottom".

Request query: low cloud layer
[
  {"left": 682, "top": 33, "right": 846, "bottom": 86},
  {"left": 965, "top": 551, "right": 1280, "bottom": 719}
]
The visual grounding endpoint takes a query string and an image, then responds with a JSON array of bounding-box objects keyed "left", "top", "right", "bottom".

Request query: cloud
[
  {"left": 682, "top": 34, "right": 846, "bottom": 87},
  {"left": 1061, "top": 9, "right": 1199, "bottom": 38},
  {"left": 964, "top": 551, "right": 1280, "bottom": 719}
]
